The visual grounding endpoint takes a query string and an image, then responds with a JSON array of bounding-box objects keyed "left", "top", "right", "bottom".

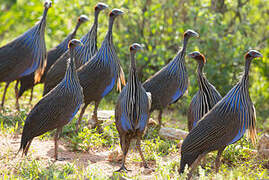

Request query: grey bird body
[
  {"left": 179, "top": 50, "right": 262, "bottom": 177},
  {"left": 115, "top": 43, "right": 151, "bottom": 171},
  {"left": 0, "top": 1, "right": 51, "bottom": 109},
  {"left": 19, "top": 39, "right": 84, "bottom": 160},
  {"left": 143, "top": 30, "right": 199, "bottom": 127},
  {"left": 15, "top": 15, "right": 88, "bottom": 106},
  {"left": 0, "top": 1, "right": 50, "bottom": 83},
  {"left": 43, "top": 3, "right": 108, "bottom": 96},
  {"left": 187, "top": 52, "right": 222, "bottom": 131},
  {"left": 75, "top": 9, "right": 125, "bottom": 131}
]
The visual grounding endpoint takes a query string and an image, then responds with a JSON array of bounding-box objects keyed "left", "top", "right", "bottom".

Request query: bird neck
[
  {"left": 67, "top": 49, "right": 76, "bottom": 74},
  {"left": 71, "top": 22, "right": 82, "bottom": 39},
  {"left": 94, "top": 10, "right": 100, "bottom": 28},
  {"left": 41, "top": 7, "right": 49, "bottom": 23},
  {"left": 130, "top": 52, "right": 136, "bottom": 69},
  {"left": 128, "top": 52, "right": 139, "bottom": 86},
  {"left": 196, "top": 62, "right": 207, "bottom": 90},
  {"left": 179, "top": 37, "right": 189, "bottom": 59},
  {"left": 241, "top": 58, "right": 252, "bottom": 86},
  {"left": 197, "top": 62, "right": 204, "bottom": 75},
  {"left": 107, "top": 17, "right": 115, "bottom": 41}
]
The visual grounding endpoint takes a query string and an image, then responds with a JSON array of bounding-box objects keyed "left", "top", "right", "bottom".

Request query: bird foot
[
  {"left": 144, "top": 163, "right": 149, "bottom": 168},
  {"left": 75, "top": 124, "right": 80, "bottom": 134},
  {"left": 91, "top": 120, "right": 103, "bottom": 133},
  {"left": 156, "top": 124, "right": 162, "bottom": 131},
  {"left": 115, "top": 165, "right": 131, "bottom": 172},
  {"left": 55, "top": 157, "right": 70, "bottom": 161}
]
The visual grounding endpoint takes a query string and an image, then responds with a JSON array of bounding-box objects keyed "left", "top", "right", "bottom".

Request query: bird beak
[
  {"left": 100, "top": 3, "right": 108, "bottom": 10},
  {"left": 137, "top": 46, "right": 143, "bottom": 51},
  {"left": 188, "top": 52, "right": 195, "bottom": 58},
  {"left": 255, "top": 52, "right": 263, "bottom": 58},
  {"left": 118, "top": 10, "right": 124, "bottom": 15},
  {"left": 192, "top": 31, "right": 199, "bottom": 38},
  {"left": 79, "top": 42, "right": 84, "bottom": 47}
]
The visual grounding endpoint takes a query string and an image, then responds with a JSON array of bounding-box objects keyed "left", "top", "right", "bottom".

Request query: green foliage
[
  {"left": 0, "top": 0, "right": 268, "bottom": 179},
  {"left": 70, "top": 119, "right": 119, "bottom": 151},
  {"left": 0, "top": 0, "right": 268, "bottom": 123}
]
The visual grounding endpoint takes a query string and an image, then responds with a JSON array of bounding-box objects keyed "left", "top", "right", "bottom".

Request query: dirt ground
[{"left": 0, "top": 133, "right": 179, "bottom": 179}]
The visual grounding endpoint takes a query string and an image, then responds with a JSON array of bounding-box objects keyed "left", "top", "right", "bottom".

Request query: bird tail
[
  {"left": 17, "top": 130, "right": 31, "bottom": 157},
  {"left": 117, "top": 66, "right": 126, "bottom": 92},
  {"left": 34, "top": 57, "right": 47, "bottom": 83},
  {"left": 248, "top": 107, "right": 257, "bottom": 146}
]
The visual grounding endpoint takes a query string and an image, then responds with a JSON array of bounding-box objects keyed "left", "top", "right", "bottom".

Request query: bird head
[
  {"left": 184, "top": 29, "right": 199, "bottom": 39},
  {"left": 44, "top": 0, "right": 52, "bottom": 9},
  {"left": 188, "top": 51, "right": 206, "bottom": 64},
  {"left": 109, "top": 9, "right": 124, "bottom": 18},
  {"left": 245, "top": 50, "right": 263, "bottom": 60},
  {"left": 129, "top": 43, "right": 143, "bottom": 53},
  {"left": 78, "top": 15, "right": 89, "bottom": 24},
  {"left": 95, "top": 2, "right": 108, "bottom": 11},
  {"left": 68, "top": 39, "right": 83, "bottom": 49}
]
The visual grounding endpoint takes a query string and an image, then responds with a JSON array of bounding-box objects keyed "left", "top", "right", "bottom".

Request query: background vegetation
[{"left": 0, "top": 0, "right": 268, "bottom": 179}]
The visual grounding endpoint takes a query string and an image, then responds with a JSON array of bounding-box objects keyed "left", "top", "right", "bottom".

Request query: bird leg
[
  {"left": 54, "top": 128, "right": 62, "bottom": 161},
  {"left": 23, "top": 139, "right": 33, "bottom": 157},
  {"left": 1, "top": 82, "right": 10, "bottom": 110},
  {"left": 75, "top": 104, "right": 88, "bottom": 133},
  {"left": 15, "top": 81, "right": 20, "bottom": 111},
  {"left": 215, "top": 147, "right": 225, "bottom": 173},
  {"left": 136, "top": 137, "right": 148, "bottom": 168},
  {"left": 116, "top": 135, "right": 131, "bottom": 172},
  {"left": 92, "top": 101, "right": 102, "bottom": 132},
  {"left": 157, "top": 109, "right": 163, "bottom": 129},
  {"left": 29, "top": 87, "right": 34, "bottom": 105},
  {"left": 187, "top": 153, "right": 206, "bottom": 180}
]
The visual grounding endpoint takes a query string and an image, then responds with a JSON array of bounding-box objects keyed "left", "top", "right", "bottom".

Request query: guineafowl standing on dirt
[
  {"left": 43, "top": 3, "right": 108, "bottom": 96},
  {"left": 179, "top": 50, "right": 262, "bottom": 179},
  {"left": 115, "top": 43, "right": 151, "bottom": 172},
  {"left": 19, "top": 39, "right": 84, "bottom": 160},
  {"left": 75, "top": 9, "right": 126, "bottom": 131},
  {"left": 16, "top": 15, "right": 89, "bottom": 105},
  {"left": 143, "top": 30, "right": 199, "bottom": 127},
  {"left": 187, "top": 51, "right": 222, "bottom": 131},
  {"left": 0, "top": 0, "right": 51, "bottom": 109}
]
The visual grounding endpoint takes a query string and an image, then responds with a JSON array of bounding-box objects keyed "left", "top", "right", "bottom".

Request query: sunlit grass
[{"left": 0, "top": 82, "right": 268, "bottom": 179}]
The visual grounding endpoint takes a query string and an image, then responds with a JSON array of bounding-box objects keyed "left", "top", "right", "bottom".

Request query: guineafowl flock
[{"left": 0, "top": 1, "right": 264, "bottom": 178}]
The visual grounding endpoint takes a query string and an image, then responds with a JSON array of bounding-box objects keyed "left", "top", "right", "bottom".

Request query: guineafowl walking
[
  {"left": 179, "top": 50, "right": 262, "bottom": 179},
  {"left": 16, "top": 15, "right": 89, "bottom": 105},
  {"left": 143, "top": 30, "right": 199, "bottom": 128},
  {"left": 75, "top": 9, "right": 126, "bottom": 131},
  {"left": 43, "top": 3, "right": 108, "bottom": 96},
  {"left": 187, "top": 51, "right": 222, "bottom": 131},
  {"left": 19, "top": 39, "right": 84, "bottom": 160},
  {"left": 115, "top": 43, "right": 151, "bottom": 172},
  {"left": 0, "top": 0, "right": 51, "bottom": 109}
]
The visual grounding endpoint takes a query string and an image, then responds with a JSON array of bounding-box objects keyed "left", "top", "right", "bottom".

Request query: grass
[{"left": 0, "top": 82, "right": 268, "bottom": 179}]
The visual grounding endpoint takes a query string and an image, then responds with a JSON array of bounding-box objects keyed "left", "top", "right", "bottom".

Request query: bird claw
[
  {"left": 55, "top": 157, "right": 70, "bottom": 161},
  {"left": 144, "top": 163, "right": 149, "bottom": 168},
  {"left": 91, "top": 121, "right": 103, "bottom": 133},
  {"left": 115, "top": 165, "right": 130, "bottom": 172}
]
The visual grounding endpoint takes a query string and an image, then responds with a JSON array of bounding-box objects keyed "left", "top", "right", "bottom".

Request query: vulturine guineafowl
[
  {"left": 0, "top": 0, "right": 51, "bottom": 109},
  {"left": 179, "top": 50, "right": 262, "bottom": 179},
  {"left": 143, "top": 30, "right": 199, "bottom": 127},
  {"left": 18, "top": 39, "right": 84, "bottom": 160},
  {"left": 115, "top": 43, "right": 151, "bottom": 172},
  {"left": 43, "top": 3, "right": 108, "bottom": 96},
  {"left": 75, "top": 9, "right": 126, "bottom": 131},
  {"left": 16, "top": 15, "right": 88, "bottom": 105},
  {"left": 187, "top": 51, "right": 222, "bottom": 131}
]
